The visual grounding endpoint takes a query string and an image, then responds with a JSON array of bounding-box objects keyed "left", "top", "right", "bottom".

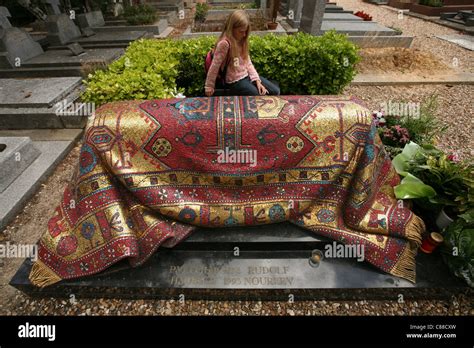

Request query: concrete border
[
  {"left": 0, "top": 129, "right": 83, "bottom": 231},
  {"left": 180, "top": 23, "right": 287, "bottom": 39}
]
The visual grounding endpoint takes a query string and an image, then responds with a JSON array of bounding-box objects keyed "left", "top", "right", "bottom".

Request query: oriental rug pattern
[{"left": 29, "top": 95, "right": 425, "bottom": 287}]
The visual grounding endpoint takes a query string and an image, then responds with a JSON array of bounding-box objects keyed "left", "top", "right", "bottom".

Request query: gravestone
[
  {"left": 0, "top": 6, "right": 44, "bottom": 69},
  {"left": 287, "top": 0, "right": 303, "bottom": 28},
  {"left": 76, "top": 10, "right": 106, "bottom": 29},
  {"left": 299, "top": 0, "right": 326, "bottom": 35},
  {"left": 43, "top": 0, "right": 82, "bottom": 46}
]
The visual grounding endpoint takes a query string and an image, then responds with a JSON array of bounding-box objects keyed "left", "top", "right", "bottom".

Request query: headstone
[
  {"left": 0, "top": 137, "right": 41, "bottom": 193},
  {"left": 287, "top": 0, "right": 303, "bottom": 28},
  {"left": 0, "top": 6, "right": 12, "bottom": 29},
  {"left": 299, "top": 0, "right": 325, "bottom": 35},
  {"left": 43, "top": 0, "right": 62, "bottom": 15},
  {"left": 0, "top": 7, "right": 44, "bottom": 69},
  {"left": 42, "top": 0, "right": 82, "bottom": 45},
  {"left": 76, "top": 10, "right": 106, "bottom": 29},
  {"left": 67, "top": 42, "right": 85, "bottom": 56},
  {"left": 45, "top": 14, "right": 82, "bottom": 45}
]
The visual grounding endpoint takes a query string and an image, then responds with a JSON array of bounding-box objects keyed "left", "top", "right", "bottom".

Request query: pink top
[{"left": 205, "top": 37, "right": 260, "bottom": 89}]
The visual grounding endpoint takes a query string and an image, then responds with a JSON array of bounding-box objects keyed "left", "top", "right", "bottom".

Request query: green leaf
[{"left": 394, "top": 173, "right": 437, "bottom": 199}]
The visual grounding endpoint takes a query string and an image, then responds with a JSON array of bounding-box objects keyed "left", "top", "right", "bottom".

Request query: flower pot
[
  {"left": 435, "top": 208, "right": 454, "bottom": 230},
  {"left": 267, "top": 22, "right": 278, "bottom": 30}
]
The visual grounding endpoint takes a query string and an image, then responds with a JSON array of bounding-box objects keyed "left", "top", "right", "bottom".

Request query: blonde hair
[{"left": 218, "top": 10, "right": 251, "bottom": 63}]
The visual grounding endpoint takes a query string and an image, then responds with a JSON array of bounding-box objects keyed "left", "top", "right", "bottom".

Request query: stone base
[
  {"left": 0, "top": 48, "right": 124, "bottom": 78},
  {"left": 0, "top": 77, "right": 88, "bottom": 129},
  {"left": 10, "top": 223, "right": 470, "bottom": 300}
]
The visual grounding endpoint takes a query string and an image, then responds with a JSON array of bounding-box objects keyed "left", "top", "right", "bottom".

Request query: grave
[
  {"left": 410, "top": 0, "right": 474, "bottom": 17},
  {"left": 321, "top": 21, "right": 398, "bottom": 36},
  {"left": 287, "top": 0, "right": 304, "bottom": 28},
  {"left": 10, "top": 222, "right": 470, "bottom": 300},
  {"left": 324, "top": 3, "right": 353, "bottom": 14},
  {"left": 436, "top": 34, "right": 474, "bottom": 51},
  {"left": 441, "top": 10, "right": 474, "bottom": 27},
  {"left": 299, "top": 0, "right": 326, "bottom": 36},
  {"left": 146, "top": 0, "right": 185, "bottom": 13},
  {"left": 0, "top": 129, "right": 83, "bottom": 231},
  {"left": 75, "top": 9, "right": 170, "bottom": 36},
  {"left": 41, "top": 1, "right": 148, "bottom": 49},
  {"left": 323, "top": 13, "right": 364, "bottom": 21},
  {"left": 0, "top": 7, "right": 44, "bottom": 69},
  {"left": 0, "top": 77, "right": 88, "bottom": 129},
  {"left": 292, "top": 1, "right": 412, "bottom": 48},
  {"left": 0, "top": 7, "right": 124, "bottom": 78}
]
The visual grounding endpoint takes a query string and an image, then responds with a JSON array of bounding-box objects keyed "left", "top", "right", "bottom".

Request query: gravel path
[{"left": 336, "top": 0, "right": 474, "bottom": 73}]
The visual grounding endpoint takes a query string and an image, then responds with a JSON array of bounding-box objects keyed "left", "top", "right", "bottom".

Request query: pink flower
[{"left": 447, "top": 153, "right": 460, "bottom": 162}]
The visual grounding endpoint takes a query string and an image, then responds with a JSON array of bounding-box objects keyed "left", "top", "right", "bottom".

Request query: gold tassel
[
  {"left": 404, "top": 214, "right": 425, "bottom": 247},
  {"left": 29, "top": 260, "right": 62, "bottom": 288},
  {"left": 390, "top": 243, "right": 418, "bottom": 283}
]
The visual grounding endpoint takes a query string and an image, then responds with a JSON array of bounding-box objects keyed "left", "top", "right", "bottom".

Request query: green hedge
[
  {"left": 82, "top": 31, "right": 360, "bottom": 106},
  {"left": 123, "top": 5, "right": 157, "bottom": 25}
]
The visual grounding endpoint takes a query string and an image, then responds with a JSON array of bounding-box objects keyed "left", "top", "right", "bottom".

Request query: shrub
[
  {"left": 82, "top": 31, "right": 360, "bottom": 105},
  {"left": 123, "top": 5, "right": 157, "bottom": 25},
  {"left": 195, "top": 3, "right": 209, "bottom": 23},
  {"left": 82, "top": 39, "right": 182, "bottom": 105},
  {"left": 249, "top": 31, "right": 360, "bottom": 96}
]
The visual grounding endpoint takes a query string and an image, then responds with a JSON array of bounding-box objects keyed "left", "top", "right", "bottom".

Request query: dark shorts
[{"left": 225, "top": 76, "right": 280, "bottom": 96}]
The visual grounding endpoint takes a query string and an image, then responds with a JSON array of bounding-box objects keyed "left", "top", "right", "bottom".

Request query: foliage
[
  {"left": 249, "top": 31, "right": 360, "bottom": 95},
  {"left": 393, "top": 142, "right": 474, "bottom": 220},
  {"left": 123, "top": 4, "right": 157, "bottom": 25},
  {"left": 83, "top": 31, "right": 360, "bottom": 102},
  {"left": 376, "top": 95, "right": 447, "bottom": 149},
  {"left": 195, "top": 3, "right": 209, "bottom": 23},
  {"left": 441, "top": 216, "right": 474, "bottom": 287},
  {"left": 82, "top": 39, "right": 183, "bottom": 105}
]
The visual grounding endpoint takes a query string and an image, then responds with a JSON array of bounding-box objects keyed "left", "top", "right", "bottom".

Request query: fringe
[
  {"left": 391, "top": 241, "right": 418, "bottom": 283},
  {"left": 405, "top": 214, "right": 426, "bottom": 247},
  {"left": 29, "top": 260, "right": 62, "bottom": 288},
  {"left": 389, "top": 215, "right": 425, "bottom": 283}
]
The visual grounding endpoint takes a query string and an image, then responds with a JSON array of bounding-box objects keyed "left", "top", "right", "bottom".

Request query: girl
[{"left": 205, "top": 10, "right": 280, "bottom": 97}]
